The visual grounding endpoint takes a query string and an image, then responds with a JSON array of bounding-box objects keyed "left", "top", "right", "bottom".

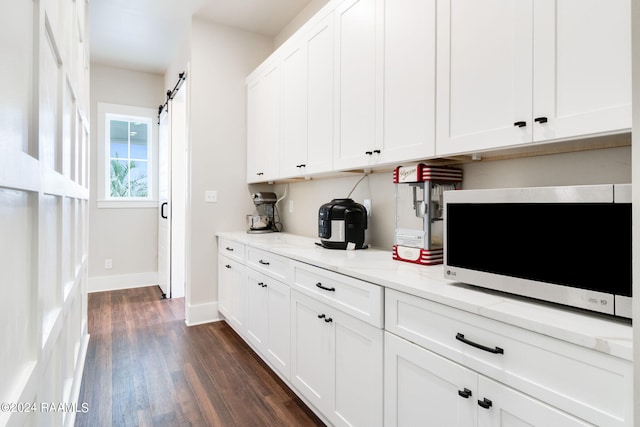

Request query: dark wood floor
[{"left": 76, "top": 286, "right": 325, "bottom": 427}]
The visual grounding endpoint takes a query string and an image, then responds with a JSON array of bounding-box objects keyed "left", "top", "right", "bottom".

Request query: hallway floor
[{"left": 76, "top": 286, "right": 324, "bottom": 427}]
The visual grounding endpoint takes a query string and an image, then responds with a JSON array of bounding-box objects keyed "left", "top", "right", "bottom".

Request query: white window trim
[{"left": 97, "top": 102, "right": 158, "bottom": 208}]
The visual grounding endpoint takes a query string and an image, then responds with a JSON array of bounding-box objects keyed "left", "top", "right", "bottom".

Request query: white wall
[
  {"left": 183, "top": 18, "right": 273, "bottom": 324},
  {"left": 88, "top": 64, "right": 165, "bottom": 291},
  {"left": 278, "top": 144, "right": 632, "bottom": 250},
  {"left": 274, "top": 0, "right": 330, "bottom": 47}
]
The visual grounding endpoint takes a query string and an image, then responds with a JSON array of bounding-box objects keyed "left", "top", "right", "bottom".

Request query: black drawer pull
[
  {"left": 456, "top": 333, "right": 504, "bottom": 354},
  {"left": 478, "top": 398, "right": 492, "bottom": 409},
  {"left": 317, "top": 314, "right": 325, "bottom": 319},
  {"left": 225, "top": 247, "right": 234, "bottom": 251},
  {"left": 258, "top": 259, "right": 270, "bottom": 266},
  {"left": 534, "top": 116, "right": 548, "bottom": 124},
  {"left": 315, "top": 282, "right": 336, "bottom": 292},
  {"left": 324, "top": 317, "right": 333, "bottom": 323},
  {"left": 373, "top": 149, "right": 381, "bottom": 154},
  {"left": 365, "top": 151, "right": 373, "bottom": 155},
  {"left": 258, "top": 282, "right": 267, "bottom": 288},
  {"left": 458, "top": 388, "right": 472, "bottom": 399},
  {"left": 225, "top": 264, "right": 231, "bottom": 269},
  {"left": 513, "top": 121, "right": 526, "bottom": 127}
]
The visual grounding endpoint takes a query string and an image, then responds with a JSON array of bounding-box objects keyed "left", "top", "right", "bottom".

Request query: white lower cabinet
[
  {"left": 217, "top": 255, "right": 247, "bottom": 335},
  {"left": 385, "top": 332, "right": 592, "bottom": 427},
  {"left": 291, "top": 289, "right": 383, "bottom": 427},
  {"left": 246, "top": 268, "right": 291, "bottom": 379}
]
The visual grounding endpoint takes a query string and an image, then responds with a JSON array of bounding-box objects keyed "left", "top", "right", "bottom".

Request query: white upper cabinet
[
  {"left": 280, "top": 12, "right": 335, "bottom": 179},
  {"left": 333, "top": 0, "right": 383, "bottom": 170},
  {"left": 380, "top": 0, "right": 437, "bottom": 164},
  {"left": 436, "top": 0, "right": 631, "bottom": 156},
  {"left": 247, "top": 61, "right": 281, "bottom": 183}
]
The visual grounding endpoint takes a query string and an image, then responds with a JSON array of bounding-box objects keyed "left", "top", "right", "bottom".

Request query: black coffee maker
[{"left": 318, "top": 198, "right": 368, "bottom": 249}]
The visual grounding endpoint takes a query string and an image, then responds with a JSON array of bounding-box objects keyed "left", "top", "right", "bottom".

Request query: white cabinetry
[
  {"left": 281, "top": 12, "right": 335, "bottom": 179},
  {"left": 217, "top": 241, "right": 247, "bottom": 335},
  {"left": 246, "top": 268, "right": 291, "bottom": 379},
  {"left": 333, "top": 0, "right": 383, "bottom": 170},
  {"left": 291, "top": 289, "right": 383, "bottom": 427},
  {"left": 385, "top": 289, "right": 632, "bottom": 427},
  {"left": 436, "top": 0, "right": 631, "bottom": 156},
  {"left": 247, "top": 61, "right": 281, "bottom": 183},
  {"left": 381, "top": 0, "right": 437, "bottom": 163}
]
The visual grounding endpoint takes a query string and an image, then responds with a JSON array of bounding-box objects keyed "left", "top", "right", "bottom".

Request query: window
[
  {"left": 108, "top": 115, "right": 150, "bottom": 198},
  {"left": 97, "top": 103, "right": 158, "bottom": 208}
]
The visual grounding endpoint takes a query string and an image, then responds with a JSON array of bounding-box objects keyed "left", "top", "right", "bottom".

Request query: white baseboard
[
  {"left": 88, "top": 271, "right": 158, "bottom": 293},
  {"left": 185, "top": 300, "right": 221, "bottom": 326}
]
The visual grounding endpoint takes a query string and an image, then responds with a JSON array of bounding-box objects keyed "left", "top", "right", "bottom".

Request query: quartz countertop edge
[{"left": 216, "top": 231, "right": 632, "bottom": 361}]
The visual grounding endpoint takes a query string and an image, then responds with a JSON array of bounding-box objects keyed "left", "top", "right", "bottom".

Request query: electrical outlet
[
  {"left": 105, "top": 259, "right": 112, "bottom": 269},
  {"left": 288, "top": 200, "right": 294, "bottom": 213},
  {"left": 364, "top": 199, "right": 372, "bottom": 216},
  {"left": 205, "top": 190, "right": 218, "bottom": 203}
]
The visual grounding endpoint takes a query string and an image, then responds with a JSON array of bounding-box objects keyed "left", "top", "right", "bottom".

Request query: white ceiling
[{"left": 90, "top": 0, "right": 314, "bottom": 74}]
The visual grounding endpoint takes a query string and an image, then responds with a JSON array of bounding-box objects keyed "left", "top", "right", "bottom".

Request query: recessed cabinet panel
[
  {"left": 280, "top": 45, "right": 308, "bottom": 178},
  {"left": 306, "top": 14, "right": 335, "bottom": 174},
  {"left": 381, "top": 0, "right": 436, "bottom": 163},
  {"left": 436, "top": 0, "right": 533, "bottom": 155},
  {"left": 533, "top": 0, "right": 631, "bottom": 142},
  {"left": 384, "top": 332, "right": 476, "bottom": 427},
  {"left": 334, "top": 0, "right": 381, "bottom": 170}
]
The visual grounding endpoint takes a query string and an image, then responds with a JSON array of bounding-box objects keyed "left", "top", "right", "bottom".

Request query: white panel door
[
  {"left": 280, "top": 44, "right": 308, "bottom": 178},
  {"left": 381, "top": 0, "right": 436, "bottom": 163},
  {"left": 158, "top": 109, "right": 171, "bottom": 298},
  {"left": 334, "top": 0, "right": 382, "bottom": 170},
  {"left": 265, "top": 278, "right": 291, "bottom": 379},
  {"left": 246, "top": 269, "right": 268, "bottom": 349},
  {"left": 532, "top": 0, "right": 631, "bottom": 142},
  {"left": 436, "top": 0, "right": 533, "bottom": 156},
  {"left": 384, "top": 332, "right": 477, "bottom": 427},
  {"left": 306, "top": 12, "right": 335, "bottom": 174},
  {"left": 477, "top": 376, "right": 592, "bottom": 427}
]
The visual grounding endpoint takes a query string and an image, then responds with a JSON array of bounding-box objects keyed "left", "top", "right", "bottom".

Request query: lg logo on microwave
[
  {"left": 588, "top": 297, "right": 608, "bottom": 306},
  {"left": 446, "top": 270, "right": 456, "bottom": 277}
]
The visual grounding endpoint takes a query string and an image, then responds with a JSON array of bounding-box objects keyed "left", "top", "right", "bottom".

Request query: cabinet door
[
  {"left": 246, "top": 269, "right": 268, "bottom": 350},
  {"left": 280, "top": 45, "right": 308, "bottom": 178},
  {"left": 247, "top": 63, "right": 281, "bottom": 183},
  {"left": 217, "top": 256, "right": 233, "bottom": 318},
  {"left": 333, "top": 307, "right": 383, "bottom": 427},
  {"left": 381, "top": 0, "right": 436, "bottom": 163},
  {"left": 290, "top": 291, "right": 333, "bottom": 415},
  {"left": 384, "top": 332, "right": 477, "bottom": 427},
  {"left": 334, "top": 0, "right": 382, "bottom": 170},
  {"left": 533, "top": 0, "right": 631, "bottom": 142},
  {"left": 477, "top": 376, "right": 592, "bottom": 427},
  {"left": 306, "top": 13, "right": 335, "bottom": 174},
  {"left": 229, "top": 260, "right": 247, "bottom": 333},
  {"left": 265, "top": 278, "right": 291, "bottom": 379},
  {"left": 436, "top": 0, "right": 533, "bottom": 156}
]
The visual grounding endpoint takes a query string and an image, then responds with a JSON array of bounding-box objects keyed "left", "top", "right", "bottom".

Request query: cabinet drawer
[
  {"left": 292, "top": 261, "right": 383, "bottom": 328},
  {"left": 218, "top": 238, "right": 245, "bottom": 263},
  {"left": 246, "top": 246, "right": 290, "bottom": 282},
  {"left": 385, "top": 289, "right": 631, "bottom": 427}
]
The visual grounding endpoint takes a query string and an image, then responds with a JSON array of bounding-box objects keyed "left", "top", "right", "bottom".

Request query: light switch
[{"left": 205, "top": 191, "right": 218, "bottom": 203}]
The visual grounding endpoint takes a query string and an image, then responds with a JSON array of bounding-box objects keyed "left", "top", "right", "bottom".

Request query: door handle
[
  {"left": 161, "top": 202, "right": 168, "bottom": 219},
  {"left": 455, "top": 333, "right": 504, "bottom": 354}
]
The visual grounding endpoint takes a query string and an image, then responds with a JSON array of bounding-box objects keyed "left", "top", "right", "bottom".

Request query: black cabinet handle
[
  {"left": 258, "top": 282, "right": 268, "bottom": 288},
  {"left": 296, "top": 164, "right": 306, "bottom": 168},
  {"left": 258, "top": 260, "right": 270, "bottom": 266},
  {"left": 317, "top": 314, "right": 325, "bottom": 319},
  {"left": 478, "top": 398, "right": 492, "bottom": 409},
  {"left": 225, "top": 247, "right": 234, "bottom": 251},
  {"left": 161, "top": 202, "right": 168, "bottom": 219},
  {"left": 458, "top": 388, "right": 472, "bottom": 399},
  {"left": 316, "top": 282, "right": 336, "bottom": 292},
  {"left": 534, "top": 116, "right": 548, "bottom": 124},
  {"left": 256, "top": 172, "right": 264, "bottom": 176},
  {"left": 365, "top": 151, "right": 373, "bottom": 155},
  {"left": 455, "top": 333, "right": 504, "bottom": 354},
  {"left": 225, "top": 264, "right": 231, "bottom": 269},
  {"left": 324, "top": 317, "right": 333, "bottom": 323},
  {"left": 513, "top": 121, "right": 526, "bottom": 127},
  {"left": 262, "top": 283, "right": 268, "bottom": 288},
  {"left": 373, "top": 149, "right": 381, "bottom": 154}
]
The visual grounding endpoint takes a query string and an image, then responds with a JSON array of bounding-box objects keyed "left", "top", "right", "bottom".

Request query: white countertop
[{"left": 216, "top": 231, "right": 632, "bottom": 361}]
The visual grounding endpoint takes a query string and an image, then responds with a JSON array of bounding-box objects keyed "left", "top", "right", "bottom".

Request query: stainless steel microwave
[{"left": 443, "top": 184, "right": 631, "bottom": 318}]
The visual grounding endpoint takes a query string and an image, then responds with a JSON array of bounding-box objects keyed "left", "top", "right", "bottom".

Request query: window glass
[{"left": 106, "top": 115, "right": 151, "bottom": 199}]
